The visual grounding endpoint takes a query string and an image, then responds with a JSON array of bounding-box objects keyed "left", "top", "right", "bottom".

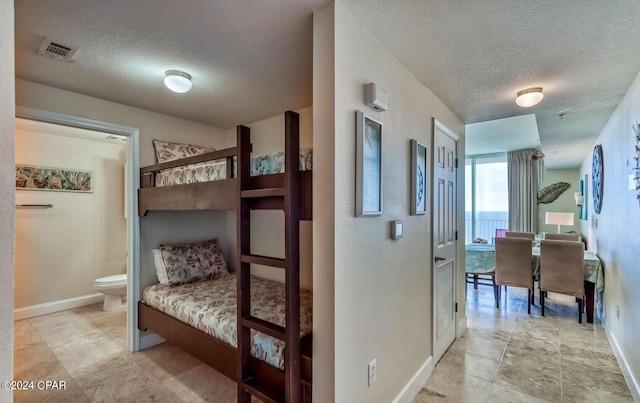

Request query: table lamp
[{"left": 545, "top": 212, "right": 574, "bottom": 233}]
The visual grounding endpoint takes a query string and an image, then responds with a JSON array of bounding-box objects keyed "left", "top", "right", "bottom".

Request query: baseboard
[
  {"left": 603, "top": 316, "right": 640, "bottom": 402},
  {"left": 14, "top": 293, "right": 104, "bottom": 320},
  {"left": 139, "top": 331, "right": 165, "bottom": 350},
  {"left": 457, "top": 315, "right": 468, "bottom": 337},
  {"left": 392, "top": 355, "right": 434, "bottom": 403}
]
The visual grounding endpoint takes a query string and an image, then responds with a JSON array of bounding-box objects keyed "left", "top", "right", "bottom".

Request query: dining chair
[
  {"left": 544, "top": 233, "right": 581, "bottom": 242},
  {"left": 505, "top": 231, "right": 535, "bottom": 240},
  {"left": 539, "top": 239, "right": 585, "bottom": 323},
  {"left": 494, "top": 237, "right": 535, "bottom": 313},
  {"left": 493, "top": 228, "right": 507, "bottom": 244}
]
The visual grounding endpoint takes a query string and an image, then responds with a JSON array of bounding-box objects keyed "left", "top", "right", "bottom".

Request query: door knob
[{"left": 434, "top": 256, "right": 446, "bottom": 262}]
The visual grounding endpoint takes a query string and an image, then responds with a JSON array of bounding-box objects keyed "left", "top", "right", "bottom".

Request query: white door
[{"left": 432, "top": 119, "right": 459, "bottom": 363}]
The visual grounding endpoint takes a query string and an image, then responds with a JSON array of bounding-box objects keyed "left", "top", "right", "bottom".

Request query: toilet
[{"left": 93, "top": 274, "right": 127, "bottom": 311}]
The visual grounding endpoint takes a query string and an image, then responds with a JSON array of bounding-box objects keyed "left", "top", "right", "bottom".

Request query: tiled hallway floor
[
  {"left": 13, "top": 286, "right": 635, "bottom": 402},
  {"left": 414, "top": 284, "right": 634, "bottom": 402},
  {"left": 13, "top": 304, "right": 251, "bottom": 402}
]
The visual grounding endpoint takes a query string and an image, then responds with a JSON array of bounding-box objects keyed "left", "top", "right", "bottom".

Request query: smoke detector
[{"left": 37, "top": 37, "right": 78, "bottom": 62}]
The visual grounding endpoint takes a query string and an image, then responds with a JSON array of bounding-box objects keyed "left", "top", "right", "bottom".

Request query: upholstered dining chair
[
  {"left": 539, "top": 239, "right": 586, "bottom": 323},
  {"left": 505, "top": 231, "right": 535, "bottom": 240},
  {"left": 544, "top": 233, "right": 582, "bottom": 242},
  {"left": 494, "top": 237, "right": 535, "bottom": 313},
  {"left": 492, "top": 228, "right": 507, "bottom": 244}
]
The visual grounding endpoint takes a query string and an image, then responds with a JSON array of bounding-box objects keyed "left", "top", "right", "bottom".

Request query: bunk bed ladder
[{"left": 237, "top": 111, "right": 302, "bottom": 403}]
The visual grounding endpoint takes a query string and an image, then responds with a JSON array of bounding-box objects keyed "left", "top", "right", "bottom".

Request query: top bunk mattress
[
  {"left": 142, "top": 274, "right": 313, "bottom": 370},
  {"left": 156, "top": 148, "right": 313, "bottom": 187}
]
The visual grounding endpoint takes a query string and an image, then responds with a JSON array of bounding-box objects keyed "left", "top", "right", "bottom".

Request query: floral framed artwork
[
  {"left": 356, "top": 110, "right": 383, "bottom": 216},
  {"left": 15, "top": 164, "right": 92, "bottom": 192},
  {"left": 411, "top": 140, "right": 428, "bottom": 215}
]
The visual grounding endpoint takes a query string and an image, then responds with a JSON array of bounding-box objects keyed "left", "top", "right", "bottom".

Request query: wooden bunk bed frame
[
  {"left": 137, "top": 111, "right": 312, "bottom": 402},
  {"left": 138, "top": 142, "right": 312, "bottom": 219}
]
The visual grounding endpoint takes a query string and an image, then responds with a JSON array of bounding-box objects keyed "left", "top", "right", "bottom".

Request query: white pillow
[{"left": 152, "top": 248, "right": 169, "bottom": 284}]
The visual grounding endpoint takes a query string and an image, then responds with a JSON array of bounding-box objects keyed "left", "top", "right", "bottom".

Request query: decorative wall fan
[{"left": 537, "top": 182, "right": 571, "bottom": 204}]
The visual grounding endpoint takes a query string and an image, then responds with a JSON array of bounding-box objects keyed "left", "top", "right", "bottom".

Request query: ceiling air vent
[{"left": 37, "top": 37, "right": 78, "bottom": 62}]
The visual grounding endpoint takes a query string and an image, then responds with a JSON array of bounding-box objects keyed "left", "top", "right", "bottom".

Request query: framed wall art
[
  {"left": 356, "top": 110, "right": 383, "bottom": 216},
  {"left": 411, "top": 139, "right": 427, "bottom": 215},
  {"left": 592, "top": 144, "right": 604, "bottom": 214},
  {"left": 577, "top": 179, "right": 584, "bottom": 220},
  {"left": 15, "top": 164, "right": 92, "bottom": 192},
  {"left": 583, "top": 174, "right": 589, "bottom": 221}
]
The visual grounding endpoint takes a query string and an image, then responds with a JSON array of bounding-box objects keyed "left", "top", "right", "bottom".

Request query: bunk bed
[{"left": 137, "top": 111, "right": 312, "bottom": 402}]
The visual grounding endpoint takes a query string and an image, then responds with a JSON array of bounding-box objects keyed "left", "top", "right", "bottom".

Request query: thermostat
[{"left": 391, "top": 220, "right": 403, "bottom": 240}]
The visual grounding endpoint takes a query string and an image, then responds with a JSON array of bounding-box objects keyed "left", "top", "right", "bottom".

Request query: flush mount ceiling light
[
  {"left": 164, "top": 70, "right": 192, "bottom": 93},
  {"left": 515, "top": 87, "right": 544, "bottom": 107}
]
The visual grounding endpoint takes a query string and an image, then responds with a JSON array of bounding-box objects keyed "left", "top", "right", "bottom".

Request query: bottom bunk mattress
[{"left": 142, "top": 274, "right": 312, "bottom": 370}]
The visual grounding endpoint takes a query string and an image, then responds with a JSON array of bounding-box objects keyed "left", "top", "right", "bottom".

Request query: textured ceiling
[
  {"left": 340, "top": 0, "right": 640, "bottom": 168},
  {"left": 15, "top": 1, "right": 640, "bottom": 168},
  {"left": 15, "top": 0, "right": 327, "bottom": 129}
]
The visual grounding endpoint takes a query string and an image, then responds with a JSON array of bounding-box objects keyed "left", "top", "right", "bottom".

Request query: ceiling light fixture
[
  {"left": 515, "top": 87, "right": 543, "bottom": 107},
  {"left": 164, "top": 70, "right": 192, "bottom": 93}
]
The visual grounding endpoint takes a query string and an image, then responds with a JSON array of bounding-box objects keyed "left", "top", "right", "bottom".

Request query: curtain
[{"left": 508, "top": 148, "right": 538, "bottom": 232}]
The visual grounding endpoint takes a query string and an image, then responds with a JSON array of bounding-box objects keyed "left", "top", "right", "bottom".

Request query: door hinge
[
  {"left": 455, "top": 230, "right": 458, "bottom": 240},
  {"left": 455, "top": 158, "right": 459, "bottom": 168},
  {"left": 455, "top": 302, "right": 458, "bottom": 313}
]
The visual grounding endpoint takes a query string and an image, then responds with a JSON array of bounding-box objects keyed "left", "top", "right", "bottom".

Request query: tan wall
[
  {"left": 314, "top": 3, "right": 465, "bottom": 401},
  {"left": 223, "top": 107, "right": 313, "bottom": 289},
  {"left": 537, "top": 168, "right": 581, "bottom": 234},
  {"left": 578, "top": 71, "right": 640, "bottom": 398},
  {"left": 312, "top": 5, "right": 336, "bottom": 401},
  {"left": 0, "top": 1, "right": 15, "bottom": 400},
  {"left": 15, "top": 79, "right": 232, "bottom": 291},
  {"left": 14, "top": 120, "right": 127, "bottom": 307}
]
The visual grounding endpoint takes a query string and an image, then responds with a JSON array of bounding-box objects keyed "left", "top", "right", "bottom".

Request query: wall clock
[{"left": 592, "top": 144, "right": 604, "bottom": 214}]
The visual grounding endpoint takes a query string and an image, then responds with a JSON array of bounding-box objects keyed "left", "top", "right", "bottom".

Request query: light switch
[{"left": 391, "top": 220, "right": 403, "bottom": 240}]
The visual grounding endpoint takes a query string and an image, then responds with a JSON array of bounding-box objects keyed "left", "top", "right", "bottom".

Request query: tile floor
[
  {"left": 13, "top": 286, "right": 634, "bottom": 403},
  {"left": 13, "top": 304, "right": 252, "bottom": 402},
  {"left": 414, "top": 284, "right": 635, "bottom": 403}
]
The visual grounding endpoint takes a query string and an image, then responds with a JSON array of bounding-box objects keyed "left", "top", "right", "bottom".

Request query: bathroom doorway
[{"left": 14, "top": 107, "right": 140, "bottom": 351}]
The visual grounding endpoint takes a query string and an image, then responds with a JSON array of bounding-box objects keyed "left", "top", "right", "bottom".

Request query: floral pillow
[
  {"left": 153, "top": 140, "right": 216, "bottom": 163},
  {"left": 159, "top": 239, "right": 229, "bottom": 285}
]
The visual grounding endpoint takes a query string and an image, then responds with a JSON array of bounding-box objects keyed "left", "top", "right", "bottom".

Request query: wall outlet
[
  {"left": 616, "top": 304, "right": 620, "bottom": 319},
  {"left": 368, "top": 359, "right": 377, "bottom": 386}
]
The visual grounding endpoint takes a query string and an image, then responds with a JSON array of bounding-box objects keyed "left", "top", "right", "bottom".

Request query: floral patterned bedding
[
  {"left": 155, "top": 148, "right": 313, "bottom": 187},
  {"left": 142, "top": 274, "right": 313, "bottom": 370}
]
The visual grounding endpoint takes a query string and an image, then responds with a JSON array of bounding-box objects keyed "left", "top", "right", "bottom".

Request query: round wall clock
[{"left": 592, "top": 144, "right": 604, "bottom": 214}]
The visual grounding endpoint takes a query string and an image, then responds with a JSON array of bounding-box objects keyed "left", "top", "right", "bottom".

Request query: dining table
[{"left": 465, "top": 242, "right": 603, "bottom": 323}]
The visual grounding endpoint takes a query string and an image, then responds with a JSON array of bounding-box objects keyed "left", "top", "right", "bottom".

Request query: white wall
[
  {"left": 537, "top": 168, "right": 581, "bottom": 234},
  {"left": 314, "top": 3, "right": 465, "bottom": 401},
  {"left": 0, "top": 2, "right": 15, "bottom": 402},
  {"left": 14, "top": 120, "right": 127, "bottom": 308},
  {"left": 578, "top": 71, "right": 640, "bottom": 399}
]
